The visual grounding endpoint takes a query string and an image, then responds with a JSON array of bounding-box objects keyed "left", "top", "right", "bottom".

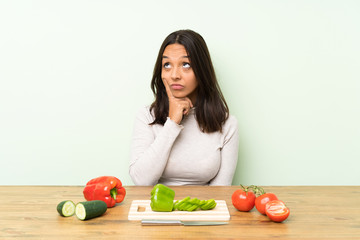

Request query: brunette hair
[{"left": 150, "top": 29, "right": 229, "bottom": 133}]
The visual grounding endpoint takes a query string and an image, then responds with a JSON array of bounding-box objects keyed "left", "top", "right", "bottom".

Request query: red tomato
[
  {"left": 255, "top": 193, "right": 278, "bottom": 215},
  {"left": 231, "top": 188, "right": 256, "bottom": 212},
  {"left": 265, "top": 200, "right": 290, "bottom": 222}
]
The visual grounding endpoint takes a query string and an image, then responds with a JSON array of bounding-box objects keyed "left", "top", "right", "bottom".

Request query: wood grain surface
[{"left": 0, "top": 185, "right": 359, "bottom": 239}]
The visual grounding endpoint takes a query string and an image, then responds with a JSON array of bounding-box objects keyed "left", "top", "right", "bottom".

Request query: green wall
[{"left": 1, "top": 0, "right": 359, "bottom": 185}]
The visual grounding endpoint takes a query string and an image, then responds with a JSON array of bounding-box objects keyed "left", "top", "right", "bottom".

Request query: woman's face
[{"left": 161, "top": 43, "right": 198, "bottom": 104}]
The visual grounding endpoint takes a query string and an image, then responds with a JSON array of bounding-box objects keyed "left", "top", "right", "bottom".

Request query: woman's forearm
[{"left": 129, "top": 116, "right": 183, "bottom": 185}]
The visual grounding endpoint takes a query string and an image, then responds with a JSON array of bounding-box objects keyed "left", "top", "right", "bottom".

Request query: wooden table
[{"left": 0, "top": 186, "right": 359, "bottom": 239}]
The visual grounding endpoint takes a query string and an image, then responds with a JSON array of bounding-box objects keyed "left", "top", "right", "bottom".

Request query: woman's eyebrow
[{"left": 162, "top": 55, "right": 189, "bottom": 59}]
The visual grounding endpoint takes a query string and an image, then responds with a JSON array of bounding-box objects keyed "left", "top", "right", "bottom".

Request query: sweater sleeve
[
  {"left": 209, "top": 115, "right": 239, "bottom": 186},
  {"left": 129, "top": 107, "right": 183, "bottom": 185}
]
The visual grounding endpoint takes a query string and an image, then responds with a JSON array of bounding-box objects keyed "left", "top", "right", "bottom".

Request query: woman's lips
[{"left": 171, "top": 84, "right": 184, "bottom": 90}]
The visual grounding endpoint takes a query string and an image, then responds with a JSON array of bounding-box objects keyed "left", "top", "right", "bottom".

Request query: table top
[{"left": 0, "top": 185, "right": 359, "bottom": 239}]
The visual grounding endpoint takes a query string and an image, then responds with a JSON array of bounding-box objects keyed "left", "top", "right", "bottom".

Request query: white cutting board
[{"left": 128, "top": 200, "right": 230, "bottom": 221}]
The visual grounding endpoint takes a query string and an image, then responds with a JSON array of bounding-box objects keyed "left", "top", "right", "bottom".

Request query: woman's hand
[{"left": 162, "top": 79, "right": 193, "bottom": 125}]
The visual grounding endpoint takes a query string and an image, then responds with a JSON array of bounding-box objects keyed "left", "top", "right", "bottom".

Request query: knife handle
[{"left": 141, "top": 219, "right": 183, "bottom": 226}]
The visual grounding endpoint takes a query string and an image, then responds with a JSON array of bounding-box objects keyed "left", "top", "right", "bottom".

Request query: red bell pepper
[{"left": 83, "top": 176, "right": 126, "bottom": 208}]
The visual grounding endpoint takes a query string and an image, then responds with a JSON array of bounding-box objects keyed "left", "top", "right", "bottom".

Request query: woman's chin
[{"left": 172, "top": 92, "right": 187, "bottom": 99}]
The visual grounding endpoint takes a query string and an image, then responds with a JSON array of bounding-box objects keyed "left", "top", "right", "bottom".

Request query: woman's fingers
[
  {"left": 162, "top": 78, "right": 174, "bottom": 98},
  {"left": 185, "top": 97, "right": 194, "bottom": 109},
  {"left": 182, "top": 97, "right": 193, "bottom": 115},
  {"left": 162, "top": 78, "right": 193, "bottom": 107},
  {"left": 162, "top": 78, "right": 193, "bottom": 124}
]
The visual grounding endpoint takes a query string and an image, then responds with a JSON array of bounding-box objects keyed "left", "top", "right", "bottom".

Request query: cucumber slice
[
  {"left": 75, "top": 200, "right": 107, "bottom": 221},
  {"left": 57, "top": 200, "right": 76, "bottom": 217}
]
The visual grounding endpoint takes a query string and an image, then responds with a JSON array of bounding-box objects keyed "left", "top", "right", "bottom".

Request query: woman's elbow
[{"left": 129, "top": 168, "right": 155, "bottom": 186}]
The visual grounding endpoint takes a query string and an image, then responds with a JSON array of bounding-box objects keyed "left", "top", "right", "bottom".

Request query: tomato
[
  {"left": 265, "top": 200, "right": 290, "bottom": 222},
  {"left": 255, "top": 192, "right": 278, "bottom": 215},
  {"left": 231, "top": 187, "right": 256, "bottom": 212}
]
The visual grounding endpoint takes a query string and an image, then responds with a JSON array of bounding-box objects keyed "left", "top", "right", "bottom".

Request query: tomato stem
[
  {"left": 239, "top": 184, "right": 267, "bottom": 196},
  {"left": 252, "top": 186, "right": 265, "bottom": 196},
  {"left": 240, "top": 184, "right": 253, "bottom": 193}
]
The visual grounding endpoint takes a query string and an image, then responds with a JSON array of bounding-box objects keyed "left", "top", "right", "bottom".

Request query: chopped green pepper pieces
[
  {"left": 150, "top": 184, "right": 175, "bottom": 212},
  {"left": 173, "top": 197, "right": 217, "bottom": 211}
]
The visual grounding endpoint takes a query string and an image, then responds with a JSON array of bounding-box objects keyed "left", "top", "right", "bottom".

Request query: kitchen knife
[{"left": 141, "top": 219, "right": 228, "bottom": 226}]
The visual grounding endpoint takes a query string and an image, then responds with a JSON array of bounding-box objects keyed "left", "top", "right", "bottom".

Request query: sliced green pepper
[{"left": 150, "top": 184, "right": 175, "bottom": 212}]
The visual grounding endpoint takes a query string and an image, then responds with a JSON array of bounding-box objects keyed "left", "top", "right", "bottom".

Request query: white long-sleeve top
[{"left": 129, "top": 106, "right": 239, "bottom": 186}]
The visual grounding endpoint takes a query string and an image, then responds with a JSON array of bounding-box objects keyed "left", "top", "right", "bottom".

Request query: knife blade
[{"left": 141, "top": 219, "right": 228, "bottom": 226}]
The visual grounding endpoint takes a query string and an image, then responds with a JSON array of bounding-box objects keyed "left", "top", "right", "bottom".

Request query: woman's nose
[{"left": 171, "top": 67, "right": 180, "bottom": 80}]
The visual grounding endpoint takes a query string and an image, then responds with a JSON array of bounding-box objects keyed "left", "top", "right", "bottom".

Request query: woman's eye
[
  {"left": 183, "top": 63, "right": 191, "bottom": 68},
  {"left": 163, "top": 63, "right": 171, "bottom": 69}
]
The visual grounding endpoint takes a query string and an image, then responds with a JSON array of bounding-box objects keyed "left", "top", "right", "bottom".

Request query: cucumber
[
  {"left": 75, "top": 200, "right": 107, "bottom": 221},
  {"left": 57, "top": 200, "right": 76, "bottom": 217}
]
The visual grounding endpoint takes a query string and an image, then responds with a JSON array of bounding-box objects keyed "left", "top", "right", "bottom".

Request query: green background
[{"left": 1, "top": 0, "right": 359, "bottom": 185}]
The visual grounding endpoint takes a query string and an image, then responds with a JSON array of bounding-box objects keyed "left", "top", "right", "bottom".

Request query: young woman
[{"left": 129, "top": 30, "right": 239, "bottom": 186}]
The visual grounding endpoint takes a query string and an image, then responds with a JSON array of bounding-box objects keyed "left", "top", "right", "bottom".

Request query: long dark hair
[{"left": 150, "top": 29, "right": 229, "bottom": 133}]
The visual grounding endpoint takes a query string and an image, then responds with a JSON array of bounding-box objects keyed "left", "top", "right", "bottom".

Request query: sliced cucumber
[
  {"left": 57, "top": 200, "right": 76, "bottom": 217},
  {"left": 75, "top": 200, "right": 107, "bottom": 221}
]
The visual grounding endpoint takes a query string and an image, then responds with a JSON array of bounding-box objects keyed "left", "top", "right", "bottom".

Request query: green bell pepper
[{"left": 150, "top": 184, "right": 175, "bottom": 212}]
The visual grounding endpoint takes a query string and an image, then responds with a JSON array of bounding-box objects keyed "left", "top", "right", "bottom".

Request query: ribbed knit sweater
[{"left": 129, "top": 106, "right": 239, "bottom": 186}]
